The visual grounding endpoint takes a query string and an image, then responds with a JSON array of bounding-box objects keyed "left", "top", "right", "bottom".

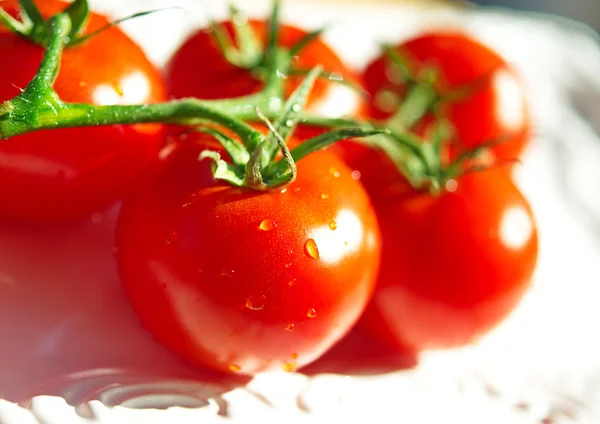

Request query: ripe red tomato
[
  {"left": 115, "top": 136, "right": 381, "bottom": 375},
  {"left": 0, "top": 0, "right": 167, "bottom": 224},
  {"left": 166, "top": 19, "right": 365, "bottom": 120},
  {"left": 363, "top": 32, "right": 531, "bottom": 163},
  {"left": 330, "top": 141, "right": 538, "bottom": 354}
]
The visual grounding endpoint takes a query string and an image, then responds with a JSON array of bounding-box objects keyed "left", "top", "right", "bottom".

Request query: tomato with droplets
[
  {"left": 0, "top": 0, "right": 166, "bottom": 224},
  {"left": 331, "top": 140, "right": 538, "bottom": 354},
  {"left": 363, "top": 31, "right": 531, "bottom": 163},
  {"left": 115, "top": 135, "right": 381, "bottom": 374}
]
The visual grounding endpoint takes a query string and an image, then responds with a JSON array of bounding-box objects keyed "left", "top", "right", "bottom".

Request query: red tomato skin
[
  {"left": 0, "top": 1, "right": 167, "bottom": 224},
  {"left": 115, "top": 139, "right": 381, "bottom": 374},
  {"left": 363, "top": 32, "right": 531, "bottom": 163},
  {"left": 166, "top": 20, "right": 366, "bottom": 120},
  {"left": 331, "top": 140, "right": 537, "bottom": 353}
]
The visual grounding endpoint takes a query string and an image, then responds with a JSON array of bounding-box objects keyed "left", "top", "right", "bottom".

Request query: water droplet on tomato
[
  {"left": 293, "top": 187, "right": 301, "bottom": 192},
  {"left": 351, "top": 170, "right": 361, "bottom": 180},
  {"left": 329, "top": 221, "right": 337, "bottom": 230},
  {"left": 320, "top": 193, "right": 329, "bottom": 200},
  {"left": 288, "top": 279, "right": 296, "bottom": 286},
  {"left": 307, "top": 308, "right": 317, "bottom": 318},
  {"left": 284, "top": 263, "right": 292, "bottom": 268},
  {"left": 91, "top": 212, "right": 103, "bottom": 224},
  {"left": 259, "top": 219, "right": 274, "bottom": 231},
  {"left": 285, "top": 323, "right": 295, "bottom": 331},
  {"left": 245, "top": 295, "right": 265, "bottom": 311},
  {"left": 304, "top": 239, "right": 320, "bottom": 260},
  {"left": 165, "top": 232, "right": 177, "bottom": 245},
  {"left": 283, "top": 361, "right": 297, "bottom": 372},
  {"left": 228, "top": 364, "right": 241, "bottom": 372},
  {"left": 329, "top": 167, "right": 340, "bottom": 178},
  {"left": 280, "top": 187, "right": 288, "bottom": 194},
  {"left": 445, "top": 178, "right": 458, "bottom": 193}
]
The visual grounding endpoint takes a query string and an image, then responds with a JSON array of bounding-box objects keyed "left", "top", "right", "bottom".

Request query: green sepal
[
  {"left": 0, "top": 7, "right": 30, "bottom": 36},
  {"left": 442, "top": 132, "right": 515, "bottom": 182},
  {"left": 63, "top": 0, "right": 89, "bottom": 40},
  {"left": 244, "top": 139, "right": 267, "bottom": 189},
  {"left": 199, "top": 150, "right": 246, "bottom": 187},
  {"left": 197, "top": 127, "right": 250, "bottom": 168},
  {"left": 381, "top": 43, "right": 413, "bottom": 84},
  {"left": 264, "top": 127, "right": 389, "bottom": 181},
  {"left": 288, "top": 68, "right": 366, "bottom": 95},
  {"left": 208, "top": 4, "right": 262, "bottom": 70},
  {"left": 263, "top": 0, "right": 281, "bottom": 67},
  {"left": 228, "top": 4, "right": 262, "bottom": 67},
  {"left": 70, "top": 8, "right": 176, "bottom": 47},
  {"left": 391, "top": 82, "right": 437, "bottom": 131},
  {"left": 289, "top": 26, "right": 327, "bottom": 57},
  {"left": 18, "top": 0, "right": 44, "bottom": 26},
  {"left": 260, "top": 65, "right": 322, "bottom": 167},
  {"left": 252, "top": 108, "right": 297, "bottom": 187}
]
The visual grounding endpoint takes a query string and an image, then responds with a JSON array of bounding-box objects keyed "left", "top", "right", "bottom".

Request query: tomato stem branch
[
  {"left": 0, "top": 9, "right": 291, "bottom": 142},
  {"left": 26, "top": 14, "right": 71, "bottom": 93}
]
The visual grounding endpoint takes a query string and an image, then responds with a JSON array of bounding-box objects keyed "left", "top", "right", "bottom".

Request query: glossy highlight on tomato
[
  {"left": 341, "top": 140, "right": 539, "bottom": 353},
  {"left": 166, "top": 19, "right": 365, "bottom": 120},
  {"left": 115, "top": 136, "right": 381, "bottom": 375},
  {"left": 0, "top": 0, "right": 167, "bottom": 224},
  {"left": 363, "top": 32, "right": 531, "bottom": 163}
]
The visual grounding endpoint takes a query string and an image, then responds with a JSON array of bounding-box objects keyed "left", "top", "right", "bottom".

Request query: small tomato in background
[
  {"left": 363, "top": 32, "right": 531, "bottom": 164},
  {"left": 336, "top": 138, "right": 539, "bottom": 353},
  {"left": 166, "top": 19, "right": 365, "bottom": 120}
]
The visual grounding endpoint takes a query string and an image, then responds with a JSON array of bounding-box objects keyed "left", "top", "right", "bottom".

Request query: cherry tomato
[
  {"left": 166, "top": 19, "right": 365, "bottom": 120},
  {"left": 0, "top": 0, "right": 167, "bottom": 224},
  {"left": 330, "top": 140, "right": 538, "bottom": 354},
  {"left": 363, "top": 32, "right": 531, "bottom": 163},
  {"left": 115, "top": 136, "right": 381, "bottom": 375}
]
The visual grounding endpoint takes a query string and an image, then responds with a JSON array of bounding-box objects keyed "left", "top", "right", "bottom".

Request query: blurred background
[{"left": 469, "top": 0, "right": 600, "bottom": 28}]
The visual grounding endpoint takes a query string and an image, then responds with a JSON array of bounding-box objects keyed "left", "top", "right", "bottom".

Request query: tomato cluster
[{"left": 0, "top": 0, "right": 538, "bottom": 375}]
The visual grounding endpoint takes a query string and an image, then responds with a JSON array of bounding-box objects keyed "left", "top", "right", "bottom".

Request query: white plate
[{"left": 1, "top": 1, "right": 600, "bottom": 423}]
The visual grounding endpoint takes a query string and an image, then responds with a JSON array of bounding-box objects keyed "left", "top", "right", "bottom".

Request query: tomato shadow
[
  {"left": 0, "top": 206, "right": 250, "bottom": 412},
  {"left": 300, "top": 327, "right": 418, "bottom": 376}
]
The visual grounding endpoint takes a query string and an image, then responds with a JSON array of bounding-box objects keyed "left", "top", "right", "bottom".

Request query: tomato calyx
[
  {"left": 362, "top": 43, "right": 521, "bottom": 195},
  {"left": 209, "top": 4, "right": 264, "bottom": 70},
  {"left": 209, "top": 1, "right": 359, "bottom": 97},
  {"left": 199, "top": 66, "right": 386, "bottom": 190},
  {"left": 0, "top": 0, "right": 89, "bottom": 46}
]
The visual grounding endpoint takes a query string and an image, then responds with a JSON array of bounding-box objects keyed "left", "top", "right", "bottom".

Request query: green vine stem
[{"left": 0, "top": 11, "right": 286, "bottom": 146}]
